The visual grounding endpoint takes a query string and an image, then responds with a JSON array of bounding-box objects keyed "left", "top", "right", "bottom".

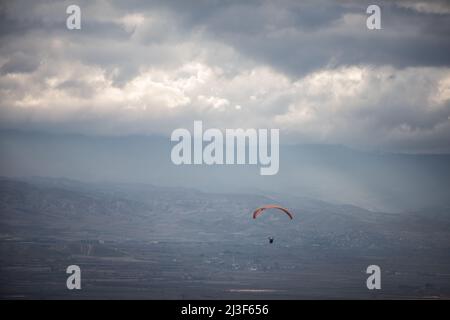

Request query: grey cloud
[
  {"left": 198, "top": 1, "right": 450, "bottom": 76},
  {"left": 0, "top": 51, "right": 40, "bottom": 74},
  {"left": 2, "top": 0, "right": 449, "bottom": 77},
  {"left": 111, "top": 0, "right": 450, "bottom": 74}
]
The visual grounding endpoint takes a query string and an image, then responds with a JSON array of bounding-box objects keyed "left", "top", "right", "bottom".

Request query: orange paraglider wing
[{"left": 252, "top": 205, "right": 294, "bottom": 219}]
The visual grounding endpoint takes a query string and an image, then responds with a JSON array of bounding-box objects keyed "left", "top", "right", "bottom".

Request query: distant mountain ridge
[
  {"left": 1, "top": 177, "right": 449, "bottom": 253},
  {"left": 1, "top": 176, "right": 449, "bottom": 299},
  {"left": 1, "top": 130, "right": 450, "bottom": 212}
]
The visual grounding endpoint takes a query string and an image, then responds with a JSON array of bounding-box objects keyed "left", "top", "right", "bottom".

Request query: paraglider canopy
[{"left": 252, "top": 205, "right": 294, "bottom": 220}]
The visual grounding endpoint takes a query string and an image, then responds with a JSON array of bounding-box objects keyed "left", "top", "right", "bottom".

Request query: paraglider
[
  {"left": 252, "top": 205, "right": 294, "bottom": 244},
  {"left": 252, "top": 205, "right": 294, "bottom": 220}
]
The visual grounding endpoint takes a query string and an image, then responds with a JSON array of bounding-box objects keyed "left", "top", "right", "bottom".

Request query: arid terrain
[{"left": 1, "top": 177, "right": 449, "bottom": 299}]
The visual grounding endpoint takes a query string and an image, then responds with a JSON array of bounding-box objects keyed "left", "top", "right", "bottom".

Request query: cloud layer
[{"left": 0, "top": 0, "right": 449, "bottom": 152}]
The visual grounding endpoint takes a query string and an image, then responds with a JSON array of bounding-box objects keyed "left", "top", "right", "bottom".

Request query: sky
[{"left": 0, "top": 0, "right": 449, "bottom": 152}]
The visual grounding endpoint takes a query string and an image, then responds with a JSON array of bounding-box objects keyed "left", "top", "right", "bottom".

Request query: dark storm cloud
[
  {"left": 109, "top": 0, "right": 450, "bottom": 75},
  {"left": 1, "top": 0, "right": 449, "bottom": 76}
]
